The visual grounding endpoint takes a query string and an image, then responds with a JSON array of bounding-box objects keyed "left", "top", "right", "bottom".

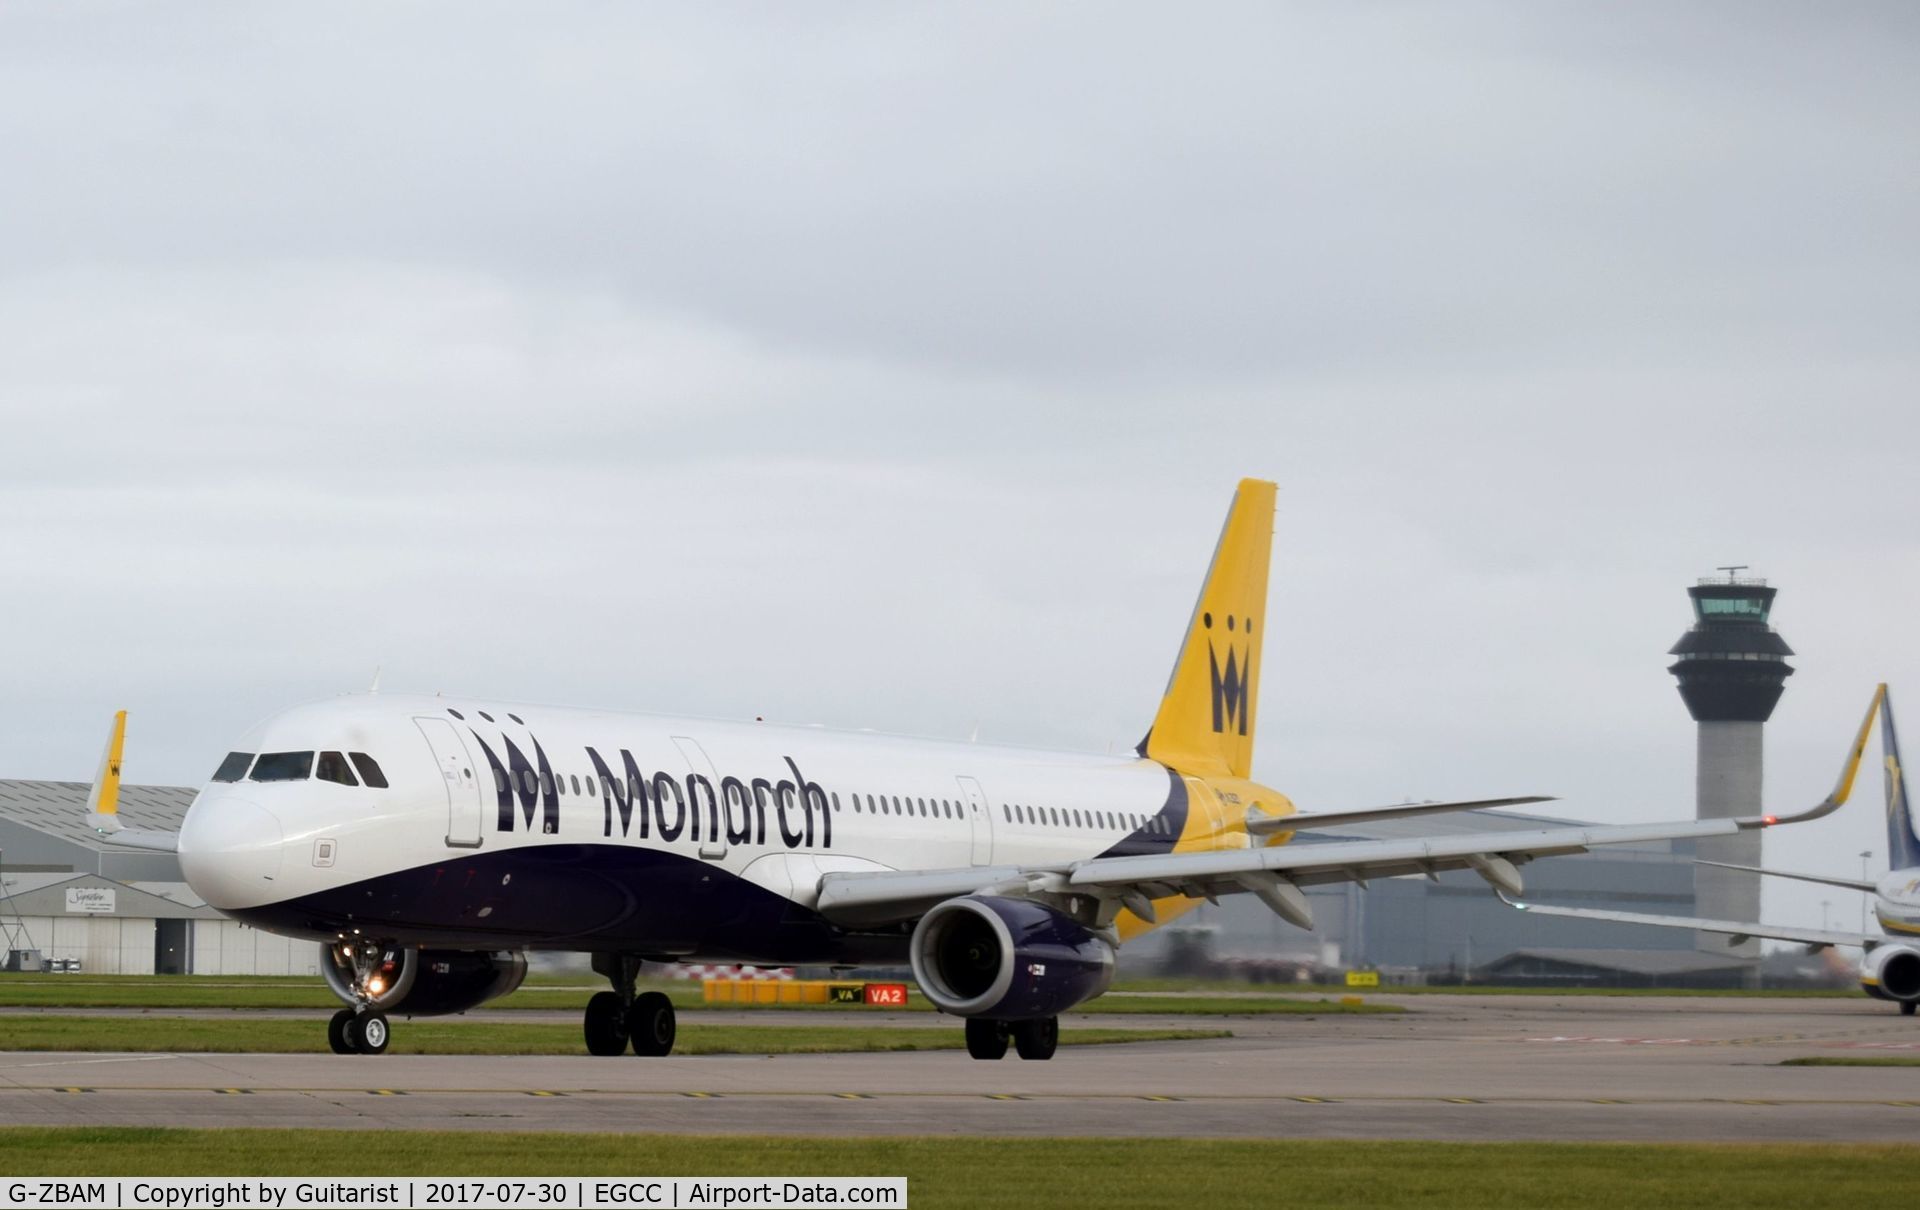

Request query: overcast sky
[{"left": 3, "top": 4, "right": 1916, "bottom": 934}]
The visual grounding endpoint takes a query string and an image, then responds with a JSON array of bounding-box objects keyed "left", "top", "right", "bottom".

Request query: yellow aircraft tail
[{"left": 1139, "top": 479, "right": 1275, "bottom": 780}]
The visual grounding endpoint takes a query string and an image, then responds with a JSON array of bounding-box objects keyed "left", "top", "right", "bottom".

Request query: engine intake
[
  {"left": 1860, "top": 944, "right": 1920, "bottom": 1002},
  {"left": 909, "top": 895, "right": 1114, "bottom": 1020},
  {"left": 321, "top": 945, "right": 528, "bottom": 1016}
]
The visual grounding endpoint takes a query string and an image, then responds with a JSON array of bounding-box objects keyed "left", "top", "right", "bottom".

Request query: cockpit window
[
  {"left": 316, "top": 751, "right": 359, "bottom": 787},
  {"left": 211, "top": 752, "right": 255, "bottom": 783},
  {"left": 249, "top": 751, "right": 314, "bottom": 782},
  {"left": 349, "top": 753, "right": 389, "bottom": 789}
]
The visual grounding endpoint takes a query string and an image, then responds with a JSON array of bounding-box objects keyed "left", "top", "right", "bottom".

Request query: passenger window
[
  {"left": 316, "top": 752, "right": 359, "bottom": 787},
  {"left": 349, "top": 753, "right": 389, "bottom": 789},
  {"left": 570, "top": 775, "right": 581, "bottom": 796},
  {"left": 211, "top": 752, "right": 254, "bottom": 783},
  {"left": 522, "top": 770, "right": 537, "bottom": 794},
  {"left": 250, "top": 751, "right": 314, "bottom": 782},
  {"left": 479, "top": 712, "right": 494, "bottom": 722},
  {"left": 540, "top": 772, "right": 554, "bottom": 797},
  {"left": 831, "top": 792, "right": 841, "bottom": 813},
  {"left": 494, "top": 768, "right": 509, "bottom": 794}
]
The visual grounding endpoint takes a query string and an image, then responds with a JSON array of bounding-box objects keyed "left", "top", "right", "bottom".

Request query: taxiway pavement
[{"left": 2, "top": 995, "right": 1916, "bottom": 1141}]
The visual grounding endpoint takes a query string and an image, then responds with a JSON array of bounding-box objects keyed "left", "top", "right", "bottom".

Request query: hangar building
[{"left": 0, "top": 780, "right": 319, "bottom": 976}]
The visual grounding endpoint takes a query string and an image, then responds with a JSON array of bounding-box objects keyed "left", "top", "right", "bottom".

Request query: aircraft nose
[{"left": 178, "top": 796, "right": 285, "bottom": 910}]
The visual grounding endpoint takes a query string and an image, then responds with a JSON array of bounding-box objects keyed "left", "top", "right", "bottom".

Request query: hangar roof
[{"left": 0, "top": 780, "right": 194, "bottom": 850}]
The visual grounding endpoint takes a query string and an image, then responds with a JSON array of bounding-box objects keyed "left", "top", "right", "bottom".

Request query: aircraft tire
[
  {"left": 584, "top": 991, "right": 630, "bottom": 1056},
  {"left": 628, "top": 991, "right": 676, "bottom": 1056},
  {"left": 964, "top": 1019, "right": 1009, "bottom": 1060},
  {"left": 354, "top": 1012, "right": 390, "bottom": 1055},
  {"left": 327, "top": 1009, "right": 355, "bottom": 1055},
  {"left": 1012, "top": 1016, "right": 1058, "bottom": 1061},
  {"left": 1902, "top": 1001, "right": 1916, "bottom": 1017}
]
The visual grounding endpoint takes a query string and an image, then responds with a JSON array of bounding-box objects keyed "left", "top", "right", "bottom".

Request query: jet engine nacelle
[
  {"left": 909, "top": 895, "right": 1115, "bottom": 1020},
  {"left": 1859, "top": 943, "right": 1920, "bottom": 1002},
  {"left": 321, "top": 945, "right": 528, "bottom": 1016}
]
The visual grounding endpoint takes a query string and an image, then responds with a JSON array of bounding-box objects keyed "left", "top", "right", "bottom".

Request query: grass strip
[
  {"left": 0, "top": 1014, "right": 1225, "bottom": 1055},
  {"left": 1069, "top": 994, "right": 1397, "bottom": 1015},
  {"left": 0, "top": 1129, "right": 1913, "bottom": 1209}
]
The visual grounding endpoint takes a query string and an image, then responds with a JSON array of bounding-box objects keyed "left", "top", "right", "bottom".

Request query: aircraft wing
[
  {"left": 1501, "top": 896, "right": 1877, "bottom": 951},
  {"left": 1244, "top": 796, "right": 1556, "bottom": 836},
  {"left": 818, "top": 815, "right": 1806, "bottom": 926},
  {"left": 816, "top": 683, "right": 1884, "bottom": 928},
  {"left": 82, "top": 710, "right": 182, "bottom": 853},
  {"left": 1694, "top": 859, "right": 1877, "bottom": 893},
  {"left": 97, "top": 829, "right": 181, "bottom": 853}
]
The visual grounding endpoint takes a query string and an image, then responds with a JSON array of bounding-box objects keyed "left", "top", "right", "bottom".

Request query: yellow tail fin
[{"left": 1140, "top": 479, "right": 1275, "bottom": 779}]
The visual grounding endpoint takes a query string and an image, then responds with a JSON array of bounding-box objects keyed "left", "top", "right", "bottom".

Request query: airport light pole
[{"left": 1862, "top": 851, "right": 1872, "bottom": 932}]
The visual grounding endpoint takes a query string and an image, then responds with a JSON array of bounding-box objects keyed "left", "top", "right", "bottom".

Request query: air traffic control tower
[{"left": 1668, "top": 570, "right": 1794, "bottom": 963}]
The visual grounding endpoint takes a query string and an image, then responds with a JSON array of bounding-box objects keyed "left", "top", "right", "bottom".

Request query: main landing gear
[
  {"left": 965, "top": 1016, "right": 1058, "bottom": 1061},
  {"left": 1902, "top": 1001, "right": 1917, "bottom": 1017},
  {"left": 586, "top": 953, "right": 677, "bottom": 1057}
]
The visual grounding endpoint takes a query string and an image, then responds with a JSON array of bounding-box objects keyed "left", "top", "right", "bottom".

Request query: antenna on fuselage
[{"left": 368, "top": 666, "right": 382, "bottom": 695}]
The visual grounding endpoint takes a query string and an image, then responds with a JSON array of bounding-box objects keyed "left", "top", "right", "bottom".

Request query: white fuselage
[
  {"left": 1873, "top": 870, "right": 1920, "bottom": 940},
  {"left": 177, "top": 695, "right": 1207, "bottom": 964}
]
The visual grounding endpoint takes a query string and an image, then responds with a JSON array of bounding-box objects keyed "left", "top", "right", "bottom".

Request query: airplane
[
  {"left": 80, "top": 479, "right": 1881, "bottom": 1057},
  {"left": 1506, "top": 685, "right": 1920, "bottom": 1015}
]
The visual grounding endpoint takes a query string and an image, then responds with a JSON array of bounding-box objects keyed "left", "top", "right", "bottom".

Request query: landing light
[{"left": 368, "top": 978, "right": 386, "bottom": 995}]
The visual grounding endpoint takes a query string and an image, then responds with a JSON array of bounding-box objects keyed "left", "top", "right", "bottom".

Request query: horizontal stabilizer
[{"left": 1246, "top": 796, "right": 1556, "bottom": 836}]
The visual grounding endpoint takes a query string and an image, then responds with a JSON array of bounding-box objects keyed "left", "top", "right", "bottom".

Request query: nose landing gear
[
  {"left": 321, "top": 939, "right": 410, "bottom": 1056},
  {"left": 328, "top": 1007, "right": 391, "bottom": 1055},
  {"left": 588, "top": 954, "right": 677, "bottom": 1056}
]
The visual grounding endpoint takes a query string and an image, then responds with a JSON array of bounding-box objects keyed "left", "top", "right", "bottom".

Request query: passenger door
[
  {"left": 672, "top": 736, "right": 727, "bottom": 861},
  {"left": 956, "top": 775, "right": 994, "bottom": 866},
  {"left": 417, "top": 717, "right": 484, "bottom": 848}
]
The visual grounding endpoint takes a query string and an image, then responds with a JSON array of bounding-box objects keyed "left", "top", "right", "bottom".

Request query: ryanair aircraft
[
  {"left": 1510, "top": 685, "right": 1920, "bottom": 1014},
  {"left": 83, "top": 480, "right": 1877, "bottom": 1057}
]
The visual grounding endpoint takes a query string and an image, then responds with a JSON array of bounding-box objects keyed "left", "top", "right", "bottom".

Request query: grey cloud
[{"left": 2, "top": 3, "right": 1916, "bottom": 933}]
